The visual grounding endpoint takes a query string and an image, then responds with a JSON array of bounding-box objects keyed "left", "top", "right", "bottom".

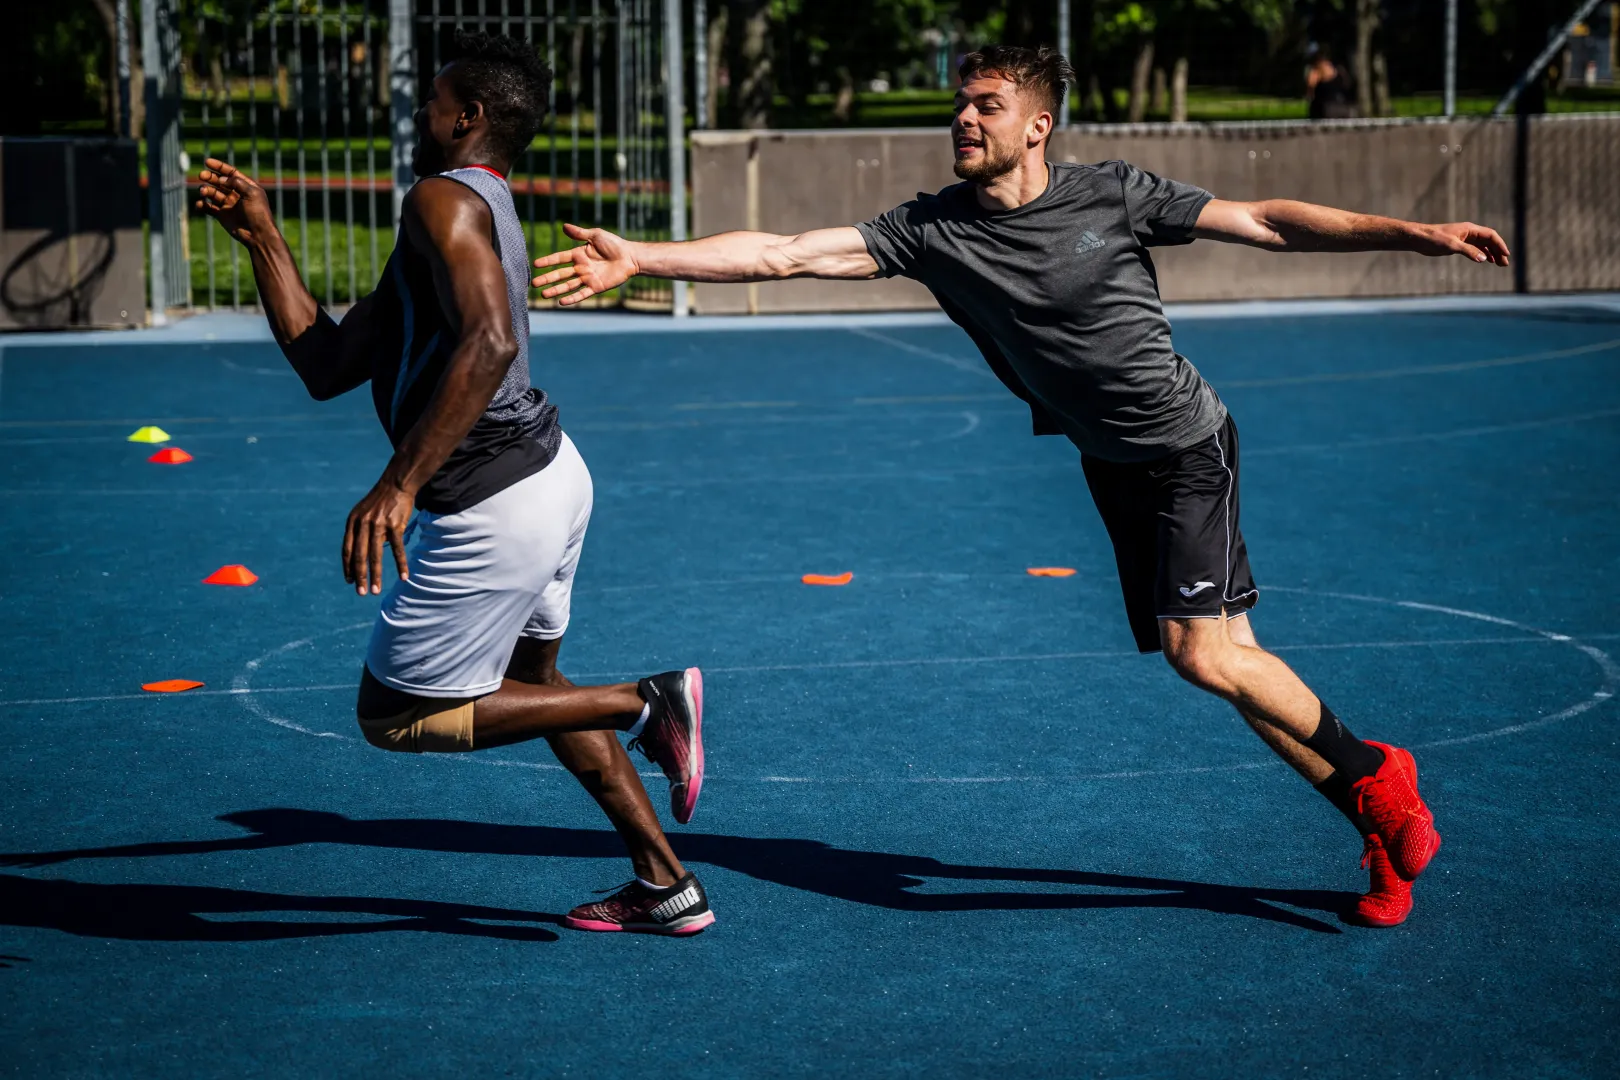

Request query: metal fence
[{"left": 141, "top": 0, "right": 683, "bottom": 318}]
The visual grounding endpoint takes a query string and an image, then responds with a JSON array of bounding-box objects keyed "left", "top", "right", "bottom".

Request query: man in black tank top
[{"left": 195, "top": 31, "right": 713, "bottom": 935}]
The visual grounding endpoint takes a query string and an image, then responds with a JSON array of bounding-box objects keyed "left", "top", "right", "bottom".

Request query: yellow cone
[{"left": 127, "top": 426, "right": 171, "bottom": 444}]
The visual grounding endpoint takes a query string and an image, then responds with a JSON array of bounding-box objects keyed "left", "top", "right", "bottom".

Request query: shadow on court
[
  {"left": 1, "top": 809, "right": 1357, "bottom": 935},
  {"left": 0, "top": 873, "right": 562, "bottom": 943}
]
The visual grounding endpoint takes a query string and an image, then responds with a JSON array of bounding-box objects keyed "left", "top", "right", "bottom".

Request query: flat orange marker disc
[
  {"left": 148, "top": 447, "right": 194, "bottom": 464},
  {"left": 1026, "top": 567, "right": 1077, "bottom": 577},
  {"left": 142, "top": 679, "right": 204, "bottom": 693},
  {"left": 801, "top": 572, "right": 854, "bottom": 586},
  {"left": 204, "top": 564, "right": 259, "bottom": 586}
]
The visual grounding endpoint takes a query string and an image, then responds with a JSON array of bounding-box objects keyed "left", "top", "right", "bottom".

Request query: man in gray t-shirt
[
  {"left": 857, "top": 157, "right": 1222, "bottom": 461},
  {"left": 534, "top": 44, "right": 1510, "bottom": 927}
]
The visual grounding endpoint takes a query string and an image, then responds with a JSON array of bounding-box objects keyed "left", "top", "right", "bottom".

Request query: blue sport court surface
[{"left": 2, "top": 300, "right": 1618, "bottom": 1077}]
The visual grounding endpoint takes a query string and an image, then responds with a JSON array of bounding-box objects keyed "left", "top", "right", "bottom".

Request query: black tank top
[{"left": 369, "top": 165, "right": 562, "bottom": 514}]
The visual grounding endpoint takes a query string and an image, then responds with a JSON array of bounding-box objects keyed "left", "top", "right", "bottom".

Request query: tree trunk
[
  {"left": 705, "top": 4, "right": 727, "bottom": 129},
  {"left": 1127, "top": 39, "right": 1154, "bottom": 123},
  {"left": 1151, "top": 66, "right": 1167, "bottom": 115},
  {"left": 728, "top": 0, "right": 773, "bottom": 129},
  {"left": 210, "top": 52, "right": 227, "bottom": 108},
  {"left": 377, "top": 39, "right": 390, "bottom": 110},
  {"left": 832, "top": 67, "right": 855, "bottom": 124},
  {"left": 1354, "top": 0, "right": 1378, "bottom": 118},
  {"left": 87, "top": 0, "right": 119, "bottom": 134},
  {"left": 1170, "top": 56, "right": 1188, "bottom": 123},
  {"left": 1372, "top": 52, "right": 1391, "bottom": 117}
]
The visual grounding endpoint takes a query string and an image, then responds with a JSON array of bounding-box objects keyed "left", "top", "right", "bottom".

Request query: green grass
[
  {"left": 176, "top": 214, "right": 661, "bottom": 311},
  {"left": 768, "top": 84, "right": 1620, "bottom": 127}
]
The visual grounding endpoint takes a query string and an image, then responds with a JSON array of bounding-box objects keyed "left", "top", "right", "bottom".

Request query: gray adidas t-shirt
[{"left": 856, "top": 160, "right": 1226, "bottom": 462}]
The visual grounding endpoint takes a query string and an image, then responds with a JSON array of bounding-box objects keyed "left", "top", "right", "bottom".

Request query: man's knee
[
  {"left": 1162, "top": 631, "right": 1236, "bottom": 696},
  {"left": 355, "top": 697, "right": 476, "bottom": 753}
]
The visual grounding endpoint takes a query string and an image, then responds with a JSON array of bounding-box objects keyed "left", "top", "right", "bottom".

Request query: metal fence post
[
  {"left": 1057, "top": 0, "right": 1070, "bottom": 126},
  {"left": 141, "top": 0, "right": 169, "bottom": 323},
  {"left": 663, "top": 0, "right": 688, "bottom": 316},
  {"left": 116, "top": 0, "right": 132, "bottom": 138},
  {"left": 693, "top": 0, "right": 707, "bottom": 130},
  {"left": 389, "top": 0, "right": 416, "bottom": 228},
  {"left": 1443, "top": 0, "right": 1457, "bottom": 118}
]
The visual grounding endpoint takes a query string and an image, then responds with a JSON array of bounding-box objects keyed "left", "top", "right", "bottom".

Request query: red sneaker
[
  {"left": 1350, "top": 835, "right": 1413, "bottom": 928},
  {"left": 1352, "top": 741, "right": 1441, "bottom": 881}
]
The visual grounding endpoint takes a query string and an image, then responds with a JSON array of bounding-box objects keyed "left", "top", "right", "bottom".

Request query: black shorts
[{"left": 1081, "top": 414, "right": 1258, "bottom": 654}]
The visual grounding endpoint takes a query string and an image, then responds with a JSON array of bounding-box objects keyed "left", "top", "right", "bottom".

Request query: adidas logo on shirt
[{"left": 1075, "top": 230, "right": 1106, "bottom": 254}]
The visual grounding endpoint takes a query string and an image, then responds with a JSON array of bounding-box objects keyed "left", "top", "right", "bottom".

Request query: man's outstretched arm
[
  {"left": 531, "top": 223, "right": 879, "bottom": 305},
  {"left": 1192, "top": 198, "right": 1511, "bottom": 265},
  {"left": 196, "top": 158, "right": 375, "bottom": 399}
]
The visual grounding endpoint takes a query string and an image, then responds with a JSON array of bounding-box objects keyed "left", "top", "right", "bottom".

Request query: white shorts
[{"left": 365, "top": 432, "right": 594, "bottom": 698}]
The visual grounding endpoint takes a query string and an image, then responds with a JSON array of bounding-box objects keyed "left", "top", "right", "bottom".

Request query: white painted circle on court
[{"left": 232, "top": 584, "right": 1617, "bottom": 783}]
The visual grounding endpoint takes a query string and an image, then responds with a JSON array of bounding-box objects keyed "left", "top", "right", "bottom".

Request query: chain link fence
[{"left": 142, "top": 0, "right": 680, "bottom": 317}]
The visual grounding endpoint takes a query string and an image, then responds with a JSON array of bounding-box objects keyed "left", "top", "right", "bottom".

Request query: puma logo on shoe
[{"left": 1179, "top": 581, "right": 1216, "bottom": 597}]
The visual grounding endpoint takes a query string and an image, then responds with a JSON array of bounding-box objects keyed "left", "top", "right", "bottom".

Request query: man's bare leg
[
  {"left": 1159, "top": 613, "right": 1327, "bottom": 744},
  {"left": 1221, "top": 614, "right": 1332, "bottom": 785},
  {"left": 1158, "top": 611, "right": 1416, "bottom": 851},
  {"left": 503, "top": 637, "right": 686, "bottom": 888}
]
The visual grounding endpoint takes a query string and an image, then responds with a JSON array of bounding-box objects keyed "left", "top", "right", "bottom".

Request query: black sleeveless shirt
[{"left": 368, "top": 165, "right": 562, "bottom": 514}]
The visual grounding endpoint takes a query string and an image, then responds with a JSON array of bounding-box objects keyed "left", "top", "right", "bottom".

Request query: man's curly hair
[{"left": 446, "top": 30, "right": 554, "bottom": 164}]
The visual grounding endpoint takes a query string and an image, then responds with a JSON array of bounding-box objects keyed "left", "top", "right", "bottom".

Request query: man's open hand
[
  {"left": 196, "top": 159, "right": 278, "bottom": 248},
  {"left": 343, "top": 478, "right": 414, "bottom": 596},
  {"left": 1413, "top": 222, "right": 1511, "bottom": 266},
  {"left": 531, "top": 223, "right": 639, "bottom": 305}
]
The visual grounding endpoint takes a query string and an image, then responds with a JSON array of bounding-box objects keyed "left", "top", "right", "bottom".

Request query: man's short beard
[{"left": 952, "top": 140, "right": 1022, "bottom": 183}]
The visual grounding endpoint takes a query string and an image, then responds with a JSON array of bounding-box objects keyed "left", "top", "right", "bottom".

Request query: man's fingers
[
  {"left": 1477, "top": 228, "right": 1511, "bottom": 266},
  {"left": 558, "top": 285, "right": 598, "bottom": 306},
  {"left": 388, "top": 527, "right": 410, "bottom": 582},
  {"left": 532, "top": 265, "right": 577, "bottom": 288},
  {"left": 341, "top": 516, "right": 357, "bottom": 584},
  {"left": 368, "top": 523, "right": 385, "bottom": 594},
  {"left": 561, "top": 222, "right": 592, "bottom": 241},
  {"left": 541, "top": 277, "right": 586, "bottom": 299},
  {"left": 349, "top": 523, "right": 371, "bottom": 595}
]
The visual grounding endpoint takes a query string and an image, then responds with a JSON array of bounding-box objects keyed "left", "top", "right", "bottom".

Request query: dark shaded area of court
[{"left": 1, "top": 307, "right": 1618, "bottom": 1077}]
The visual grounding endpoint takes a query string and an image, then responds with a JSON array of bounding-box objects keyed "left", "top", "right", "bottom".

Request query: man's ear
[
  {"left": 1027, "top": 108, "right": 1053, "bottom": 147},
  {"left": 454, "top": 100, "right": 485, "bottom": 138}
]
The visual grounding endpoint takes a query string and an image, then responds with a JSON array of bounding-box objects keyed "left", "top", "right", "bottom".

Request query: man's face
[
  {"left": 952, "top": 74, "right": 1041, "bottom": 183},
  {"left": 411, "top": 70, "right": 466, "bottom": 177}
]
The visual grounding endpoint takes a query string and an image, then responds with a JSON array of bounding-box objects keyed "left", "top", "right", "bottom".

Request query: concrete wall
[
  {"left": 0, "top": 138, "right": 145, "bottom": 330},
  {"left": 690, "top": 116, "right": 1617, "bottom": 314}
]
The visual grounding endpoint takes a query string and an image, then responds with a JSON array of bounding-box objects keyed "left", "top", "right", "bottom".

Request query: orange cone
[
  {"left": 1026, "top": 567, "right": 1077, "bottom": 577},
  {"left": 142, "top": 679, "right": 204, "bottom": 693},
  {"left": 802, "top": 572, "right": 854, "bottom": 586},
  {"left": 148, "top": 447, "right": 194, "bottom": 464},
  {"left": 203, "top": 564, "right": 259, "bottom": 586}
]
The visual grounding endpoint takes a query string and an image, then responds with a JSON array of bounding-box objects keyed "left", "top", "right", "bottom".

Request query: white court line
[
  {"left": 0, "top": 634, "right": 1585, "bottom": 710},
  {"left": 1221, "top": 337, "right": 1620, "bottom": 388},
  {"left": 4, "top": 293, "right": 1616, "bottom": 347},
  {"left": 6, "top": 399, "right": 1617, "bottom": 499},
  {"left": 211, "top": 588, "right": 1617, "bottom": 783},
  {"left": 848, "top": 327, "right": 999, "bottom": 380}
]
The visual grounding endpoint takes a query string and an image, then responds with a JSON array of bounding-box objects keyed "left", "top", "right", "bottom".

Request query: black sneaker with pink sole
[
  {"left": 629, "top": 667, "right": 705, "bottom": 824},
  {"left": 562, "top": 872, "right": 715, "bottom": 935}
]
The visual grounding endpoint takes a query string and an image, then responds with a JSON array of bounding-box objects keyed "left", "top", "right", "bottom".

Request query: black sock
[
  {"left": 1313, "top": 770, "right": 1372, "bottom": 834},
  {"left": 1302, "top": 703, "right": 1386, "bottom": 782}
]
